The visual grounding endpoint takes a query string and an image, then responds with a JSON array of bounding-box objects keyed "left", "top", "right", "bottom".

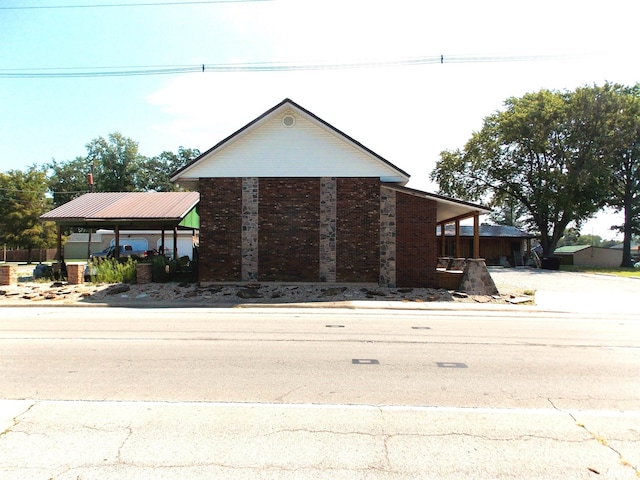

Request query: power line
[
  {"left": 0, "top": 0, "right": 270, "bottom": 10},
  {"left": 0, "top": 54, "right": 579, "bottom": 78}
]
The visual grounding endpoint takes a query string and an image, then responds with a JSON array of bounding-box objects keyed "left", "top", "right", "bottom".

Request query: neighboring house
[
  {"left": 437, "top": 224, "right": 537, "bottom": 267},
  {"left": 171, "top": 98, "right": 490, "bottom": 287},
  {"left": 610, "top": 242, "right": 640, "bottom": 262},
  {"left": 554, "top": 245, "right": 623, "bottom": 268}
]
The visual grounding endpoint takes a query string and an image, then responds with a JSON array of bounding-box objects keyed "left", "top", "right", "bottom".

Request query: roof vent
[{"left": 282, "top": 114, "right": 295, "bottom": 128}]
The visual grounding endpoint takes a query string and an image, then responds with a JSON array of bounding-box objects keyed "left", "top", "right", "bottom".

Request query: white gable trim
[{"left": 171, "top": 99, "right": 410, "bottom": 186}]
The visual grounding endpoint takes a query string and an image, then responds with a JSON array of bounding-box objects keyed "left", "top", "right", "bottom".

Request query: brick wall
[
  {"left": 336, "top": 178, "right": 380, "bottom": 283},
  {"left": 258, "top": 178, "right": 320, "bottom": 281},
  {"left": 396, "top": 192, "right": 437, "bottom": 287},
  {"left": 198, "top": 177, "right": 438, "bottom": 286},
  {"left": 199, "top": 178, "right": 242, "bottom": 282}
]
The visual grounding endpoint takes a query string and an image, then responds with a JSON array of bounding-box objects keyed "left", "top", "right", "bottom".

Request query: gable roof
[
  {"left": 40, "top": 192, "right": 200, "bottom": 229},
  {"left": 171, "top": 98, "right": 411, "bottom": 189},
  {"left": 553, "top": 245, "right": 592, "bottom": 254}
]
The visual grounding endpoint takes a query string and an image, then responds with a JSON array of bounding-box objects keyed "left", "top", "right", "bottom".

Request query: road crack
[
  {"left": 116, "top": 424, "right": 134, "bottom": 464},
  {"left": 548, "top": 398, "right": 639, "bottom": 477},
  {"left": 0, "top": 401, "right": 37, "bottom": 438}
]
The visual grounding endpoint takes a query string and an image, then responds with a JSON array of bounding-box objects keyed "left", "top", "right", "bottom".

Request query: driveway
[{"left": 489, "top": 268, "right": 639, "bottom": 314}]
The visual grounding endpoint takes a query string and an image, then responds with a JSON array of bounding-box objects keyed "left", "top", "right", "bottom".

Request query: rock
[
  {"left": 320, "top": 287, "right": 347, "bottom": 297},
  {"left": 106, "top": 284, "right": 131, "bottom": 295},
  {"left": 244, "top": 283, "right": 261, "bottom": 290},
  {"left": 397, "top": 288, "right": 413, "bottom": 293},
  {"left": 452, "top": 292, "right": 469, "bottom": 298},
  {"left": 472, "top": 295, "right": 491, "bottom": 303},
  {"left": 183, "top": 291, "right": 198, "bottom": 298},
  {"left": 50, "top": 282, "right": 65, "bottom": 288},
  {"left": 236, "top": 288, "right": 263, "bottom": 299},
  {"left": 507, "top": 296, "right": 533, "bottom": 304},
  {"left": 364, "top": 289, "right": 387, "bottom": 297}
]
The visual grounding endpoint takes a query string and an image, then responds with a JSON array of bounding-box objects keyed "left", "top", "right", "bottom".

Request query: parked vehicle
[{"left": 90, "top": 244, "right": 147, "bottom": 260}]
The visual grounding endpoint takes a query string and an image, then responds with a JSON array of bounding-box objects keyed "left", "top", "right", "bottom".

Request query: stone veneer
[
  {"left": 458, "top": 258, "right": 499, "bottom": 295},
  {"left": 242, "top": 177, "right": 259, "bottom": 281},
  {"left": 319, "top": 177, "right": 337, "bottom": 282},
  {"left": 379, "top": 187, "right": 397, "bottom": 287}
]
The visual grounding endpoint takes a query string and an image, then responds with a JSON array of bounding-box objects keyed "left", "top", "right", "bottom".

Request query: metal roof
[
  {"left": 40, "top": 192, "right": 200, "bottom": 228},
  {"left": 553, "top": 245, "right": 592, "bottom": 254}
]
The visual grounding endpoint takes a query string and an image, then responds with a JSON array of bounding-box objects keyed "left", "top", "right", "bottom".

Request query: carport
[{"left": 40, "top": 192, "right": 200, "bottom": 262}]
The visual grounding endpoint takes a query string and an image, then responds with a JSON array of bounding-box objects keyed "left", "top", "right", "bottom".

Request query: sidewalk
[{"left": 2, "top": 399, "right": 638, "bottom": 479}]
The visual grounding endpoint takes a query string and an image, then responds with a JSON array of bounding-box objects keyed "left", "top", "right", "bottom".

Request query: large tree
[
  {"left": 0, "top": 167, "right": 58, "bottom": 258},
  {"left": 47, "top": 156, "right": 92, "bottom": 207},
  {"left": 48, "top": 137, "right": 199, "bottom": 200},
  {"left": 604, "top": 84, "right": 640, "bottom": 267},
  {"left": 137, "top": 147, "right": 200, "bottom": 192},
  {"left": 431, "top": 85, "right": 619, "bottom": 256},
  {"left": 86, "top": 132, "right": 144, "bottom": 192}
]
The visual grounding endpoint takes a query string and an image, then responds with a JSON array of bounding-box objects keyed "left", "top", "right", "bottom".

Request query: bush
[
  {"left": 87, "top": 257, "right": 137, "bottom": 284},
  {"left": 147, "top": 255, "right": 180, "bottom": 282}
]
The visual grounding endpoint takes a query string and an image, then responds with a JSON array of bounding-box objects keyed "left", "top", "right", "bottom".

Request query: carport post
[
  {"left": 56, "top": 225, "right": 62, "bottom": 261},
  {"left": 173, "top": 226, "right": 178, "bottom": 261},
  {"left": 455, "top": 219, "right": 461, "bottom": 258},
  {"left": 115, "top": 226, "right": 120, "bottom": 259}
]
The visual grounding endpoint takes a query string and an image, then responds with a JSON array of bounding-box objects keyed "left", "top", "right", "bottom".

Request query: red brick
[
  {"left": 396, "top": 193, "right": 437, "bottom": 287},
  {"left": 336, "top": 178, "right": 380, "bottom": 283},
  {"left": 199, "top": 178, "right": 242, "bottom": 282}
]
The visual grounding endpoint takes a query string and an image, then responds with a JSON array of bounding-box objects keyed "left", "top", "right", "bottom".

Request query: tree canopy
[
  {"left": 0, "top": 167, "right": 57, "bottom": 253},
  {"left": 603, "top": 84, "right": 640, "bottom": 266},
  {"left": 47, "top": 133, "right": 200, "bottom": 207},
  {"left": 431, "top": 84, "right": 633, "bottom": 257}
]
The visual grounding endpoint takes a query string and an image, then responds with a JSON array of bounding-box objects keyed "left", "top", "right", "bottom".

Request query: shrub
[
  {"left": 88, "top": 257, "right": 137, "bottom": 284},
  {"left": 148, "top": 255, "right": 180, "bottom": 282}
]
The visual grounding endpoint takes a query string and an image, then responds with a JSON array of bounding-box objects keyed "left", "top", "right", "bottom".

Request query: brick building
[{"left": 171, "top": 99, "right": 489, "bottom": 287}]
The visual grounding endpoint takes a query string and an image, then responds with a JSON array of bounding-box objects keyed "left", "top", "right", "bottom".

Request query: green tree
[
  {"left": 47, "top": 156, "right": 92, "bottom": 207},
  {"left": 431, "top": 85, "right": 618, "bottom": 256},
  {"left": 604, "top": 84, "right": 640, "bottom": 267},
  {"left": 488, "top": 194, "right": 528, "bottom": 229},
  {"left": 86, "top": 132, "right": 145, "bottom": 192},
  {"left": 0, "top": 167, "right": 57, "bottom": 260},
  {"left": 556, "top": 227, "right": 582, "bottom": 247},
  {"left": 138, "top": 147, "right": 199, "bottom": 192}
]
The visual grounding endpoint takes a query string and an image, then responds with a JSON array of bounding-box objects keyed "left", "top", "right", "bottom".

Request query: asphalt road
[{"left": 1, "top": 306, "right": 639, "bottom": 479}]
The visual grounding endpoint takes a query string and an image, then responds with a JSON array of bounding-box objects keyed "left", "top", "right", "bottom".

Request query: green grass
[{"left": 560, "top": 265, "right": 640, "bottom": 278}]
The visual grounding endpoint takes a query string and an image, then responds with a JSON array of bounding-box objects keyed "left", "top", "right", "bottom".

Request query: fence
[{"left": 2, "top": 248, "right": 59, "bottom": 263}]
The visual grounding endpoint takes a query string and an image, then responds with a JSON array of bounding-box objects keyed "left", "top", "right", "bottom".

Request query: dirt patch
[{"left": 0, "top": 281, "right": 521, "bottom": 307}]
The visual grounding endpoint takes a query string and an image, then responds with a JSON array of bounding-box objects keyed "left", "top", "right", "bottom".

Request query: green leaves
[
  {"left": 431, "top": 84, "right": 631, "bottom": 256},
  {"left": 0, "top": 166, "right": 57, "bottom": 251}
]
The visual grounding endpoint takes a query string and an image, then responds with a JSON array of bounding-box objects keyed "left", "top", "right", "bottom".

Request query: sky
[{"left": 1, "top": 0, "right": 639, "bottom": 240}]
